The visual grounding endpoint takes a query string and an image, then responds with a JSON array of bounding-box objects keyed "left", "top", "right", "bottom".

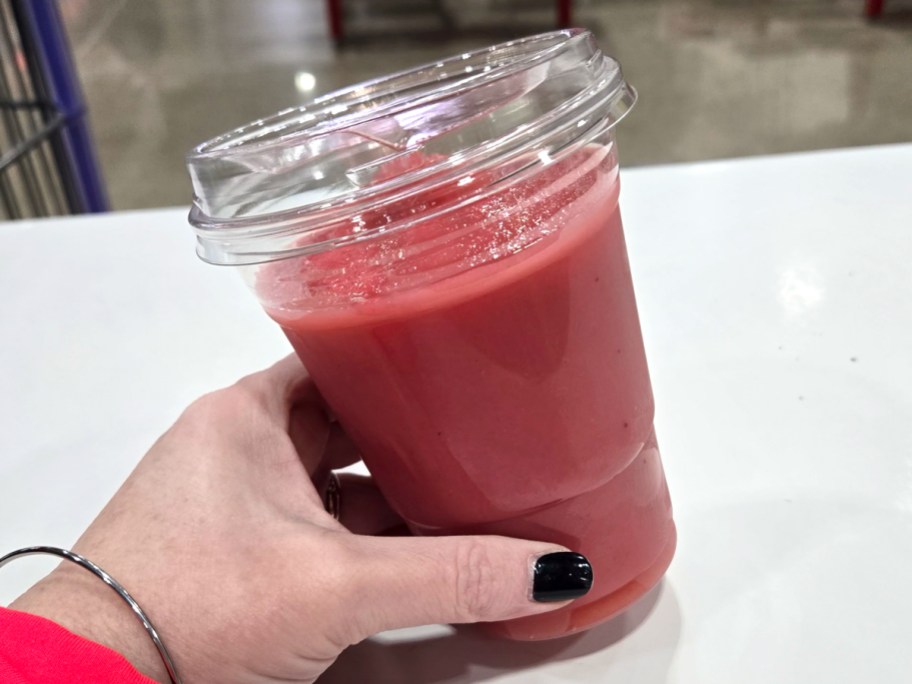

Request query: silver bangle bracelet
[{"left": 0, "top": 546, "right": 181, "bottom": 684}]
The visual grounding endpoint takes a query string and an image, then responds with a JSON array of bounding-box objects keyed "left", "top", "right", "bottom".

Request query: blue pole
[{"left": 17, "top": 0, "right": 108, "bottom": 213}]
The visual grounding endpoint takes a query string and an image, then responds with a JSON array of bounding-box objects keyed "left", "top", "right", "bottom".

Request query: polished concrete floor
[{"left": 61, "top": 0, "right": 912, "bottom": 210}]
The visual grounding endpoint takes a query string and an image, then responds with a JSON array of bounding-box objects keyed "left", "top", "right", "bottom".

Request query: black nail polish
[{"left": 533, "top": 552, "right": 593, "bottom": 602}]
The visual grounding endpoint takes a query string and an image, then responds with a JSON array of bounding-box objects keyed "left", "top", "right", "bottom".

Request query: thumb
[{"left": 344, "top": 534, "right": 593, "bottom": 639}]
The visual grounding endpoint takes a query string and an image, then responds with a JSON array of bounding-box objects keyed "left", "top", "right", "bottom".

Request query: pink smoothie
[{"left": 260, "top": 144, "right": 675, "bottom": 639}]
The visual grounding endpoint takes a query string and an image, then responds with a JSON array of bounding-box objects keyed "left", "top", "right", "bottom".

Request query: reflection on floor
[{"left": 61, "top": 0, "right": 912, "bottom": 210}]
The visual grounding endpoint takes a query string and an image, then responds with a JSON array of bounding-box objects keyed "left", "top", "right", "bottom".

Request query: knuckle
[
  {"left": 452, "top": 540, "right": 499, "bottom": 622},
  {"left": 185, "top": 382, "right": 265, "bottom": 423},
  {"left": 182, "top": 389, "right": 236, "bottom": 424},
  {"left": 175, "top": 388, "right": 252, "bottom": 442},
  {"left": 303, "top": 533, "right": 371, "bottom": 646}
]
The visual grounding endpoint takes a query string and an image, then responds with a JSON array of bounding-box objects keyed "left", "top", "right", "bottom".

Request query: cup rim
[
  {"left": 186, "top": 29, "right": 635, "bottom": 266},
  {"left": 188, "top": 29, "right": 589, "bottom": 161}
]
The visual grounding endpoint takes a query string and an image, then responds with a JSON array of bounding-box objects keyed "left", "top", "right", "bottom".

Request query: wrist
[{"left": 10, "top": 565, "right": 170, "bottom": 683}]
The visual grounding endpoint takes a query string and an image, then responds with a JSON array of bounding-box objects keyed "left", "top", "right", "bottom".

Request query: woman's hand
[{"left": 11, "top": 356, "right": 590, "bottom": 683}]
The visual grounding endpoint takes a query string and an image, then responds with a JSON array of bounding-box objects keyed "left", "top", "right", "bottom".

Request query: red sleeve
[{"left": 0, "top": 607, "right": 156, "bottom": 683}]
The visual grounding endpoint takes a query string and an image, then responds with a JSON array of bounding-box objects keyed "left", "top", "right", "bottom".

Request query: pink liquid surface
[{"left": 261, "top": 144, "right": 675, "bottom": 639}]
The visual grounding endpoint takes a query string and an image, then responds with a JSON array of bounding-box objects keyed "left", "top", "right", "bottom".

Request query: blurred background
[{"left": 4, "top": 0, "right": 912, "bottom": 213}]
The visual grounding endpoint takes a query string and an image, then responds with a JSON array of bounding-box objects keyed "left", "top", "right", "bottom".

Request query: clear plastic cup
[{"left": 187, "top": 29, "right": 675, "bottom": 640}]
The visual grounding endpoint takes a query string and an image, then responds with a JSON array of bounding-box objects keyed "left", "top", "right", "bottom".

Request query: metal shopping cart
[{"left": 0, "top": 0, "right": 106, "bottom": 220}]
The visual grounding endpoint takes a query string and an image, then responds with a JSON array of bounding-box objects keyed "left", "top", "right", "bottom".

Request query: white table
[{"left": 2, "top": 145, "right": 910, "bottom": 683}]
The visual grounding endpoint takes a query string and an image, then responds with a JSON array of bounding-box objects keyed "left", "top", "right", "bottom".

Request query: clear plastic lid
[{"left": 186, "top": 29, "right": 635, "bottom": 265}]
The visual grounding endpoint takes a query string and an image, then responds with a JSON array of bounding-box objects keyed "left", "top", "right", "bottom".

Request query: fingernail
[{"left": 533, "top": 552, "right": 593, "bottom": 602}]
